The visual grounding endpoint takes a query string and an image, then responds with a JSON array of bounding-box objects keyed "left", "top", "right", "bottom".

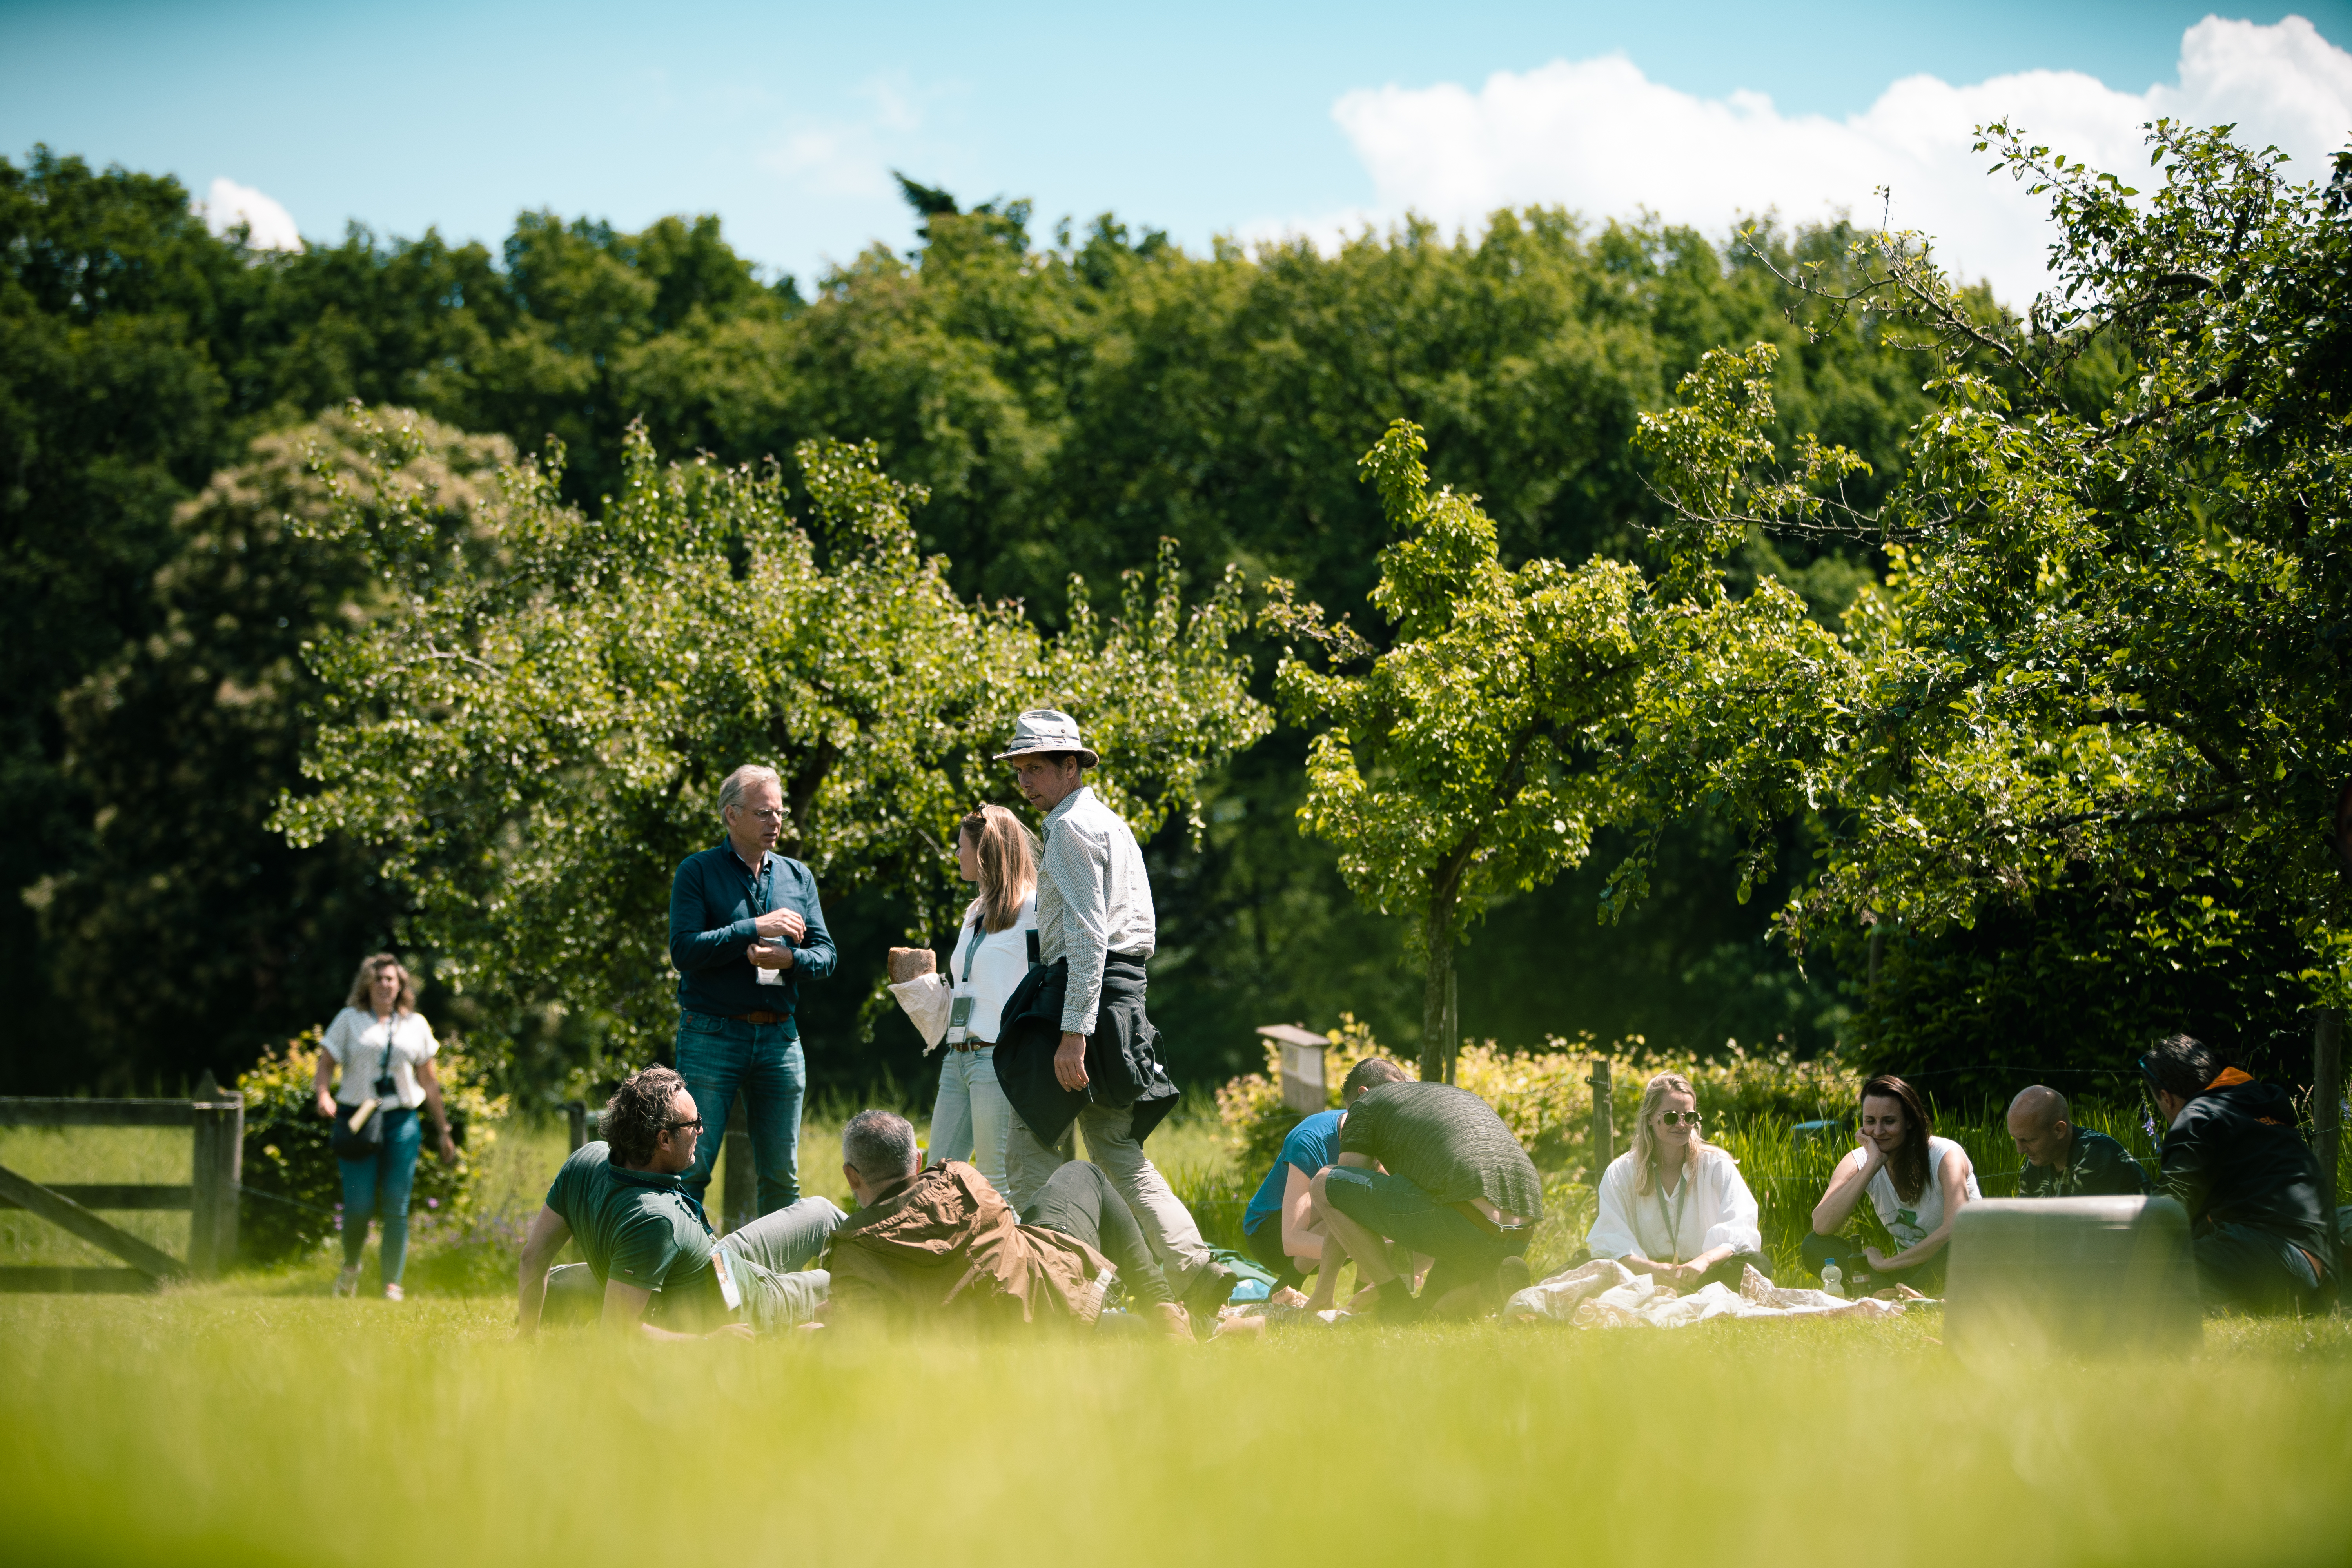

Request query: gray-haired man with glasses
[{"left": 665, "top": 762, "right": 836, "bottom": 1216}]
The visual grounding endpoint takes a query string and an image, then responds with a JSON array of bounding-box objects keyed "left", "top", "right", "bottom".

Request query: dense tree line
[{"left": 9, "top": 140, "right": 2312, "bottom": 1100}]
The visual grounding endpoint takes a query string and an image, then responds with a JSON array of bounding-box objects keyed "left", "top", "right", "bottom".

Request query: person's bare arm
[
  {"left": 515, "top": 1205, "right": 572, "bottom": 1338},
  {"left": 1812, "top": 1145, "right": 1880, "bottom": 1234},
  {"left": 1870, "top": 1147, "right": 1975, "bottom": 1271},
  {"left": 1277, "top": 1165, "right": 1326, "bottom": 1263},
  {"left": 1305, "top": 1154, "right": 1392, "bottom": 1310},
  {"left": 312, "top": 1050, "right": 337, "bottom": 1119},
  {"left": 601, "top": 1278, "right": 753, "bottom": 1341},
  {"left": 415, "top": 1058, "right": 459, "bottom": 1160}
]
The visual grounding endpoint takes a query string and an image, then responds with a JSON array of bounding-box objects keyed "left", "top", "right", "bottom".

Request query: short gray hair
[
  {"left": 842, "top": 1108, "right": 920, "bottom": 1184},
  {"left": 717, "top": 764, "right": 781, "bottom": 821}
]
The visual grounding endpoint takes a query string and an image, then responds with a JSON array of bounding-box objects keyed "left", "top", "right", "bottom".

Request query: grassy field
[
  {"left": 3, "top": 1290, "right": 2348, "bottom": 1567},
  {"left": 5, "top": 1097, "right": 2350, "bottom": 1565}
]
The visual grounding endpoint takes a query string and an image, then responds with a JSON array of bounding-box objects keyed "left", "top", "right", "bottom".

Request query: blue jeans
[
  {"left": 929, "top": 1045, "right": 1012, "bottom": 1195},
  {"left": 2194, "top": 1220, "right": 2324, "bottom": 1314},
  {"left": 338, "top": 1107, "right": 422, "bottom": 1283},
  {"left": 675, "top": 1010, "right": 805, "bottom": 1214}
]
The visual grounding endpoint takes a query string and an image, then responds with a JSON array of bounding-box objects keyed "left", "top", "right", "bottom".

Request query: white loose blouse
[
  {"left": 1587, "top": 1145, "right": 1762, "bottom": 1264},
  {"left": 1850, "top": 1134, "right": 1981, "bottom": 1250},
  {"left": 891, "top": 893, "right": 1038, "bottom": 1053},
  {"left": 320, "top": 1008, "right": 438, "bottom": 1109}
]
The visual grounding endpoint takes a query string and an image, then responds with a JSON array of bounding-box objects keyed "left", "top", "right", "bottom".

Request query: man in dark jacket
[
  {"left": 810, "top": 1109, "right": 1191, "bottom": 1339},
  {"left": 666, "top": 763, "right": 835, "bottom": 1215},
  {"left": 2008, "top": 1086, "right": 2149, "bottom": 1198},
  {"left": 1304, "top": 1079, "right": 1542, "bottom": 1320},
  {"left": 2140, "top": 1033, "right": 2335, "bottom": 1313}
]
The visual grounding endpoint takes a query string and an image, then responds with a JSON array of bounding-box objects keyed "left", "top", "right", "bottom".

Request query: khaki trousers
[{"left": 1005, "top": 1103, "right": 1214, "bottom": 1290}]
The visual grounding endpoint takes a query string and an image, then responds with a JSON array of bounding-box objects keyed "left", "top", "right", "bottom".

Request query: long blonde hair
[
  {"left": 344, "top": 952, "right": 417, "bottom": 1016},
  {"left": 1630, "top": 1070, "right": 1723, "bottom": 1196},
  {"left": 960, "top": 804, "right": 1038, "bottom": 933}
]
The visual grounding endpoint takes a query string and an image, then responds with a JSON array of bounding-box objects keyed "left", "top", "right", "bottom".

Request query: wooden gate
[{"left": 0, "top": 1072, "right": 244, "bottom": 1291}]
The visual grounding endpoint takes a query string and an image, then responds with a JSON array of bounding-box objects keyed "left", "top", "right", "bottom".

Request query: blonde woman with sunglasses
[{"left": 1586, "top": 1071, "right": 1768, "bottom": 1289}]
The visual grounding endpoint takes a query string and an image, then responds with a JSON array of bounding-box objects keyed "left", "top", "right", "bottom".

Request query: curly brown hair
[{"left": 604, "top": 1065, "right": 688, "bottom": 1168}]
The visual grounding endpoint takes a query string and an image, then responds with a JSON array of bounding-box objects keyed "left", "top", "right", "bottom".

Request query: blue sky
[{"left": 4, "top": 2, "right": 2349, "bottom": 301}]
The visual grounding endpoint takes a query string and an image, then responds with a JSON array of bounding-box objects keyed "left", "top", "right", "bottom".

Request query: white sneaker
[
  {"left": 382, "top": 1283, "right": 405, "bottom": 1303},
  {"left": 334, "top": 1265, "right": 361, "bottom": 1298}
]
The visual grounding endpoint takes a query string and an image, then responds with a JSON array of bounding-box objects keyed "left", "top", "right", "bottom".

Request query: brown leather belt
[
  {"left": 947, "top": 1038, "right": 989, "bottom": 1052},
  {"left": 730, "top": 1010, "right": 787, "bottom": 1025}
]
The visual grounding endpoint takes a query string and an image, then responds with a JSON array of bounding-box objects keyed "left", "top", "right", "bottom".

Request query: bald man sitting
[{"left": 2007, "top": 1086, "right": 2149, "bottom": 1200}]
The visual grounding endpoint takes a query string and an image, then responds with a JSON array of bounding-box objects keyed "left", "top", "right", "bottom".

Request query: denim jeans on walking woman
[
  {"left": 339, "top": 1107, "right": 422, "bottom": 1285},
  {"left": 675, "top": 1009, "right": 805, "bottom": 1214},
  {"left": 929, "top": 1045, "right": 1013, "bottom": 1195}
]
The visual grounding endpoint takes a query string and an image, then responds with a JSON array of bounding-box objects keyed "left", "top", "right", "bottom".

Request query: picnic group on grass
[{"left": 306, "top": 708, "right": 2342, "bottom": 1337}]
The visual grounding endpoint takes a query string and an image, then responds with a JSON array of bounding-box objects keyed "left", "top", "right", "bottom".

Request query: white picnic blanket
[{"left": 1504, "top": 1259, "right": 1909, "bottom": 1328}]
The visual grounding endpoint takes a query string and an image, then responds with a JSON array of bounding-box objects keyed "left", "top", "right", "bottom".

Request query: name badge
[
  {"left": 711, "top": 1247, "right": 744, "bottom": 1313},
  {"left": 947, "top": 995, "right": 976, "bottom": 1031}
]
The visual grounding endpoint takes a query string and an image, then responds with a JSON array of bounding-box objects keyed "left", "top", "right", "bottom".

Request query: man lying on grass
[
  {"left": 515, "top": 1066, "right": 843, "bottom": 1339},
  {"left": 808, "top": 1109, "right": 1193, "bottom": 1339},
  {"left": 1303, "top": 1079, "right": 1540, "bottom": 1321}
]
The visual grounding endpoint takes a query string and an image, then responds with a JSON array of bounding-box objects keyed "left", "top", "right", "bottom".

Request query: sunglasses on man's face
[
  {"left": 1656, "top": 1110, "right": 1702, "bottom": 1127},
  {"left": 661, "top": 1117, "right": 705, "bottom": 1136}
]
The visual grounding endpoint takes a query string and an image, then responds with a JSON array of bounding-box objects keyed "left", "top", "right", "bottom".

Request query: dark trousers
[
  {"left": 1022, "top": 1160, "right": 1175, "bottom": 1306},
  {"left": 1682, "top": 1250, "right": 1771, "bottom": 1289},
  {"left": 1801, "top": 1230, "right": 1946, "bottom": 1293},
  {"left": 2194, "top": 1221, "right": 2325, "bottom": 1314},
  {"left": 1241, "top": 1218, "right": 1310, "bottom": 1289}
]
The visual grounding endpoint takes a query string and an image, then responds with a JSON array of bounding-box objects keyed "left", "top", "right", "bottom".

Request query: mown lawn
[{"left": 2, "top": 1287, "right": 2347, "bottom": 1568}]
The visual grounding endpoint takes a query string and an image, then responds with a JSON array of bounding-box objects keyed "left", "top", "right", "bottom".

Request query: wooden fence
[{"left": 0, "top": 1071, "right": 243, "bottom": 1292}]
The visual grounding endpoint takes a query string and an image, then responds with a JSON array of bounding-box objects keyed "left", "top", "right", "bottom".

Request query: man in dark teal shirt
[
  {"left": 515, "top": 1066, "right": 841, "bottom": 1337},
  {"left": 666, "top": 764, "right": 836, "bottom": 1214}
]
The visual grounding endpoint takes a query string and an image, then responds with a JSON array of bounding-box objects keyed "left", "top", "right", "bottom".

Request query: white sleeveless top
[{"left": 1853, "top": 1135, "right": 1980, "bottom": 1249}]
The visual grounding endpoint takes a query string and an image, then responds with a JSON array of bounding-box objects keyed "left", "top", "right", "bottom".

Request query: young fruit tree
[
  {"left": 274, "top": 410, "right": 1269, "bottom": 1073},
  {"left": 1263, "top": 422, "right": 1650, "bottom": 1082}
]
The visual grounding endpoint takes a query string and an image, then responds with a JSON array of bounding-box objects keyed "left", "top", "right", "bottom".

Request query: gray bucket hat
[{"left": 993, "top": 708, "right": 1098, "bottom": 768}]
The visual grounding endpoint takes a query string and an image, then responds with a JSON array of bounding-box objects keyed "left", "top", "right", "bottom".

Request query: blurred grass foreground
[{"left": 4, "top": 1036, "right": 2351, "bottom": 1565}]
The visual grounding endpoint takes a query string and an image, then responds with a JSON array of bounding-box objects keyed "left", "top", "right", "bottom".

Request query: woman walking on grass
[
  {"left": 1587, "top": 1071, "right": 1769, "bottom": 1290},
  {"left": 1806, "top": 1073, "right": 1979, "bottom": 1293},
  {"left": 313, "top": 953, "right": 458, "bottom": 1300}
]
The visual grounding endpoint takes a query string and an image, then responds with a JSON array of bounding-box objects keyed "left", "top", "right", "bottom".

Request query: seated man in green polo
[
  {"left": 1303, "top": 1078, "right": 1541, "bottom": 1320},
  {"left": 516, "top": 1065, "right": 842, "bottom": 1338}
]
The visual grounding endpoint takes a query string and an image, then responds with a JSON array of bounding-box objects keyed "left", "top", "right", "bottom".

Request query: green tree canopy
[
  {"left": 274, "top": 410, "right": 1269, "bottom": 1076},
  {"left": 1627, "top": 122, "right": 2352, "bottom": 1080}
]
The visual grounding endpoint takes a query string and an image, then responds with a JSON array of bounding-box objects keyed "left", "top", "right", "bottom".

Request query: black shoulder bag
[{"left": 330, "top": 1018, "right": 401, "bottom": 1160}]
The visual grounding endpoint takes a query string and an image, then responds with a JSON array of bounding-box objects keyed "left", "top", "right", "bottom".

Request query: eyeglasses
[
  {"left": 1655, "top": 1111, "right": 1702, "bottom": 1127},
  {"left": 661, "top": 1117, "right": 705, "bottom": 1136},
  {"left": 737, "top": 808, "right": 785, "bottom": 824}
]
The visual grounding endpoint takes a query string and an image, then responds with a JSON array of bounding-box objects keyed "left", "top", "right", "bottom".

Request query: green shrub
[{"left": 235, "top": 1030, "right": 510, "bottom": 1264}]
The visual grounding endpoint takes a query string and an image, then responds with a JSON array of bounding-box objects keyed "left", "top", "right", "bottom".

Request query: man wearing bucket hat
[{"left": 988, "top": 709, "right": 1233, "bottom": 1317}]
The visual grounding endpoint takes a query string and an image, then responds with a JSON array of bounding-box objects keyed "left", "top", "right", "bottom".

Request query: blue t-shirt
[{"left": 1242, "top": 1109, "right": 1345, "bottom": 1236}]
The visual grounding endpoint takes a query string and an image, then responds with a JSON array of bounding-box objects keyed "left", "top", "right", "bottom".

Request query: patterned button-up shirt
[{"left": 1034, "top": 785, "right": 1156, "bottom": 1034}]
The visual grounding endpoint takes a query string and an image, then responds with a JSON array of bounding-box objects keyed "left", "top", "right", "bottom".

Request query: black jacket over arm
[{"left": 991, "top": 955, "right": 1177, "bottom": 1145}]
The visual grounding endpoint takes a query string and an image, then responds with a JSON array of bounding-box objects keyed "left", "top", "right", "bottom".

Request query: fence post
[
  {"left": 2317, "top": 1007, "right": 2342, "bottom": 1213},
  {"left": 566, "top": 1101, "right": 588, "bottom": 1152},
  {"left": 188, "top": 1071, "right": 243, "bottom": 1278},
  {"left": 722, "top": 1090, "right": 754, "bottom": 1235},
  {"left": 1588, "top": 1058, "right": 1613, "bottom": 1178}
]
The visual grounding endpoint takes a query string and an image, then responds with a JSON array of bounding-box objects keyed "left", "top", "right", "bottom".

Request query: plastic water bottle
[{"left": 1820, "top": 1258, "right": 1846, "bottom": 1299}]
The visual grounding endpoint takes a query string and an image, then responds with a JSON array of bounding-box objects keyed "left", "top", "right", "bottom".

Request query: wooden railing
[{"left": 0, "top": 1071, "right": 244, "bottom": 1291}]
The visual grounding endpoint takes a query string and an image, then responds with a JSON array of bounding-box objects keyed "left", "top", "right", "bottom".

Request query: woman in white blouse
[
  {"left": 895, "top": 804, "right": 1038, "bottom": 1196},
  {"left": 312, "top": 953, "right": 458, "bottom": 1299},
  {"left": 1587, "top": 1071, "right": 1769, "bottom": 1289}
]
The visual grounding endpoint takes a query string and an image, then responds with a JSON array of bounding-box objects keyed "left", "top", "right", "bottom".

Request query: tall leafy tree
[
  {"left": 275, "top": 412, "right": 1269, "bottom": 1074},
  {"left": 1627, "top": 122, "right": 2352, "bottom": 1078}
]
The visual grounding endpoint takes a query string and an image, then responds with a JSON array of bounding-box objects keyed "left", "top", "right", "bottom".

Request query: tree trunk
[{"left": 1421, "top": 910, "right": 1455, "bottom": 1085}]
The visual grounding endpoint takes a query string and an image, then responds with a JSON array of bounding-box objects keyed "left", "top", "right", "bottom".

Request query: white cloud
[
  {"left": 193, "top": 176, "right": 302, "bottom": 252},
  {"left": 1320, "top": 16, "right": 2352, "bottom": 305}
]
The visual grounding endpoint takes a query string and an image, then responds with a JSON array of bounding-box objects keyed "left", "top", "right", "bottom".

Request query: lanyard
[
  {"left": 1654, "top": 1166, "right": 1691, "bottom": 1265},
  {"left": 959, "top": 916, "right": 986, "bottom": 983}
]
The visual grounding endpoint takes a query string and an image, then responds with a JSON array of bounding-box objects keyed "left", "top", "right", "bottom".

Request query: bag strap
[{"left": 1026, "top": 929, "right": 1041, "bottom": 966}]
